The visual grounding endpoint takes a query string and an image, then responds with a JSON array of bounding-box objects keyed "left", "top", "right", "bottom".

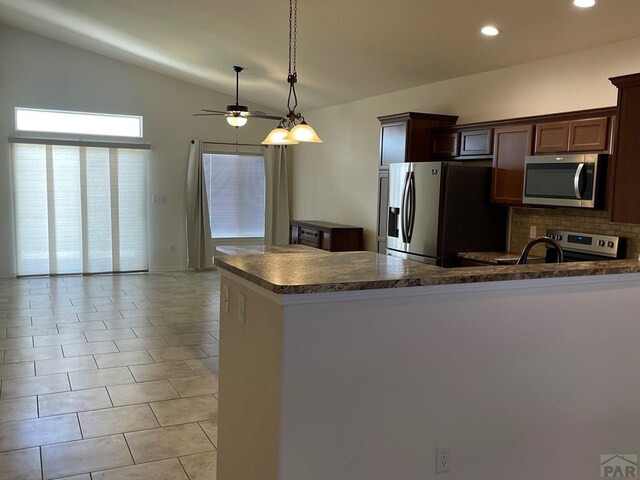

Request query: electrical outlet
[
  {"left": 436, "top": 446, "right": 451, "bottom": 473},
  {"left": 169, "top": 243, "right": 175, "bottom": 253},
  {"left": 238, "top": 293, "right": 246, "bottom": 324},
  {"left": 529, "top": 225, "right": 537, "bottom": 238},
  {"left": 222, "top": 285, "right": 229, "bottom": 313}
]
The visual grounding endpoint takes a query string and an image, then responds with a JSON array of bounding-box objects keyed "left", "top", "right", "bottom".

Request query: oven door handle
[{"left": 574, "top": 163, "right": 585, "bottom": 200}]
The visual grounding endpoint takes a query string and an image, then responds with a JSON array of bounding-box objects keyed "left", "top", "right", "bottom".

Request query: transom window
[{"left": 15, "top": 108, "right": 143, "bottom": 138}]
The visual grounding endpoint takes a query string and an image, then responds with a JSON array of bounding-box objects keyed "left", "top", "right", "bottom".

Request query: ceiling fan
[{"left": 194, "top": 66, "right": 281, "bottom": 127}]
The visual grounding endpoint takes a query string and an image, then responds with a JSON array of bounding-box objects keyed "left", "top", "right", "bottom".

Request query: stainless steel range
[{"left": 545, "top": 229, "right": 625, "bottom": 262}]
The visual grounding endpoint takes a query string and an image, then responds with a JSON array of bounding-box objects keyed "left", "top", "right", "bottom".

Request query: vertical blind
[
  {"left": 12, "top": 143, "right": 148, "bottom": 276},
  {"left": 203, "top": 153, "right": 265, "bottom": 239}
]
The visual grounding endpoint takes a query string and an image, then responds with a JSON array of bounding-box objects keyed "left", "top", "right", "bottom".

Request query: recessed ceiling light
[
  {"left": 481, "top": 26, "right": 500, "bottom": 37},
  {"left": 573, "top": 0, "right": 596, "bottom": 7}
]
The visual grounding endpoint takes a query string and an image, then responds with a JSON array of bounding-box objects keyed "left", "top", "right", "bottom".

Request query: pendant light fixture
[{"left": 262, "top": 0, "right": 323, "bottom": 145}]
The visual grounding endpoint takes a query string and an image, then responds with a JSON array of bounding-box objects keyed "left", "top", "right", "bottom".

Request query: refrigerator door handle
[
  {"left": 400, "top": 171, "right": 411, "bottom": 243},
  {"left": 407, "top": 172, "right": 416, "bottom": 243}
]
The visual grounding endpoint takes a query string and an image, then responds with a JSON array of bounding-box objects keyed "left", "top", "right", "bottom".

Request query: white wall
[
  {"left": 292, "top": 36, "right": 640, "bottom": 251},
  {"left": 0, "top": 24, "right": 275, "bottom": 276}
]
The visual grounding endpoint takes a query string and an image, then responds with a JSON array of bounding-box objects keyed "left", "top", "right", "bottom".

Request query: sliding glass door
[{"left": 12, "top": 143, "right": 148, "bottom": 276}]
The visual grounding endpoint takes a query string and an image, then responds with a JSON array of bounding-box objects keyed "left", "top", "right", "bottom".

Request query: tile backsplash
[{"left": 510, "top": 207, "right": 640, "bottom": 259}]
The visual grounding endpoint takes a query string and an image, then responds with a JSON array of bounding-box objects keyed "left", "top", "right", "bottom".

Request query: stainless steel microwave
[{"left": 522, "top": 154, "right": 605, "bottom": 208}]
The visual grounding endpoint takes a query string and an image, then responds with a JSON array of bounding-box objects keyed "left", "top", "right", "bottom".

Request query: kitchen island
[{"left": 214, "top": 250, "right": 640, "bottom": 480}]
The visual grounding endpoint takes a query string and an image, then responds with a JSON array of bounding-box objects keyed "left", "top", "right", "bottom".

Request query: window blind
[
  {"left": 12, "top": 143, "right": 148, "bottom": 276},
  {"left": 203, "top": 153, "right": 265, "bottom": 239}
]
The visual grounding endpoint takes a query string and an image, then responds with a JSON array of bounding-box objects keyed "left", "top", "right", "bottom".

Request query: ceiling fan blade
[
  {"left": 248, "top": 112, "right": 283, "bottom": 120},
  {"left": 201, "top": 109, "right": 228, "bottom": 114}
]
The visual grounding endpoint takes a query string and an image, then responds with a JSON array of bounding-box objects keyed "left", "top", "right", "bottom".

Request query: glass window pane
[
  {"left": 203, "top": 153, "right": 265, "bottom": 239},
  {"left": 15, "top": 108, "right": 143, "bottom": 138}
]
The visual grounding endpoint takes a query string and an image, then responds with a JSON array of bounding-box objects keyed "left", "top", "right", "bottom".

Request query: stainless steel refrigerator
[{"left": 387, "top": 162, "right": 507, "bottom": 266}]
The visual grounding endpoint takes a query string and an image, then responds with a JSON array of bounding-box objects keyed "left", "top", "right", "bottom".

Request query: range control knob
[
  {"left": 607, "top": 241, "right": 615, "bottom": 248},
  {"left": 548, "top": 234, "right": 555, "bottom": 240},
  {"left": 557, "top": 235, "right": 563, "bottom": 241},
  {"left": 598, "top": 240, "right": 606, "bottom": 247}
]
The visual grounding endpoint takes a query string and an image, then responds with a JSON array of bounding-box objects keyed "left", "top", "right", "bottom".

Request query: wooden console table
[{"left": 289, "top": 220, "right": 363, "bottom": 252}]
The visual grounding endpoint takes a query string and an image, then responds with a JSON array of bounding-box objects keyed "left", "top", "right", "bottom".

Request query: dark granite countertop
[
  {"left": 214, "top": 250, "right": 640, "bottom": 294},
  {"left": 458, "top": 251, "right": 545, "bottom": 265},
  {"left": 215, "top": 244, "right": 322, "bottom": 256}
]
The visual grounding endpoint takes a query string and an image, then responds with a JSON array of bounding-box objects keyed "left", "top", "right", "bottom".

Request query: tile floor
[{"left": 0, "top": 271, "right": 220, "bottom": 480}]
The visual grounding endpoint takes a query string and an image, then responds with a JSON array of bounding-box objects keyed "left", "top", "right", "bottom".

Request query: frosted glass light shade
[
  {"left": 480, "top": 25, "right": 500, "bottom": 36},
  {"left": 226, "top": 115, "right": 248, "bottom": 127},
  {"left": 573, "top": 0, "right": 596, "bottom": 7},
  {"left": 262, "top": 127, "right": 299, "bottom": 145},
  {"left": 286, "top": 123, "right": 323, "bottom": 143}
]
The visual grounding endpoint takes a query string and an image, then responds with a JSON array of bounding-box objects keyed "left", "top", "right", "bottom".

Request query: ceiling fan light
[
  {"left": 226, "top": 115, "right": 248, "bottom": 127},
  {"left": 287, "top": 123, "right": 323, "bottom": 143},
  {"left": 262, "top": 127, "right": 300, "bottom": 145}
]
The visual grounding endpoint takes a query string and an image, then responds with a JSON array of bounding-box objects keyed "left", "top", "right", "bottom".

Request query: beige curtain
[
  {"left": 264, "top": 146, "right": 291, "bottom": 245},
  {"left": 186, "top": 140, "right": 214, "bottom": 269}
]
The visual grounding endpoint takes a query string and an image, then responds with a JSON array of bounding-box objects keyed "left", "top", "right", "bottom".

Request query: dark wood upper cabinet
[
  {"left": 432, "top": 128, "right": 493, "bottom": 158},
  {"left": 610, "top": 73, "right": 640, "bottom": 224},
  {"left": 491, "top": 125, "right": 533, "bottom": 206},
  {"left": 376, "top": 113, "right": 458, "bottom": 254},
  {"left": 535, "top": 117, "right": 609, "bottom": 154},
  {"left": 460, "top": 129, "right": 493, "bottom": 156},
  {"left": 379, "top": 122, "right": 407, "bottom": 166},
  {"left": 378, "top": 112, "right": 458, "bottom": 166},
  {"left": 535, "top": 121, "right": 569, "bottom": 154},
  {"left": 568, "top": 117, "right": 609, "bottom": 152},
  {"left": 432, "top": 131, "right": 459, "bottom": 157}
]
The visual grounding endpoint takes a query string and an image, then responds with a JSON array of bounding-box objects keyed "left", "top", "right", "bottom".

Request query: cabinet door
[
  {"left": 377, "top": 168, "right": 389, "bottom": 254},
  {"left": 534, "top": 121, "right": 569, "bottom": 153},
  {"left": 433, "top": 131, "right": 459, "bottom": 157},
  {"left": 380, "top": 121, "right": 407, "bottom": 166},
  {"left": 568, "top": 117, "right": 609, "bottom": 152},
  {"left": 460, "top": 129, "right": 493, "bottom": 156},
  {"left": 492, "top": 125, "right": 533, "bottom": 206}
]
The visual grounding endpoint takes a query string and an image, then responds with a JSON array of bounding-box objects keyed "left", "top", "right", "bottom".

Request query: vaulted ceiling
[{"left": 1, "top": 0, "right": 640, "bottom": 113}]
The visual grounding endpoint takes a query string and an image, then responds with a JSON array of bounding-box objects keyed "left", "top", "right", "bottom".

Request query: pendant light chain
[
  {"left": 286, "top": 0, "right": 299, "bottom": 114},
  {"left": 293, "top": 0, "right": 297, "bottom": 75},
  {"left": 287, "top": 0, "right": 297, "bottom": 76},
  {"left": 261, "top": 0, "right": 323, "bottom": 145}
]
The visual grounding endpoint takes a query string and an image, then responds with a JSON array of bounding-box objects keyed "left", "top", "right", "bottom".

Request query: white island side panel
[{"left": 275, "top": 274, "right": 640, "bottom": 480}]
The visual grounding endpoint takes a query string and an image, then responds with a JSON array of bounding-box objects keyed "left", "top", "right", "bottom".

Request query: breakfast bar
[{"left": 214, "top": 249, "right": 640, "bottom": 480}]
